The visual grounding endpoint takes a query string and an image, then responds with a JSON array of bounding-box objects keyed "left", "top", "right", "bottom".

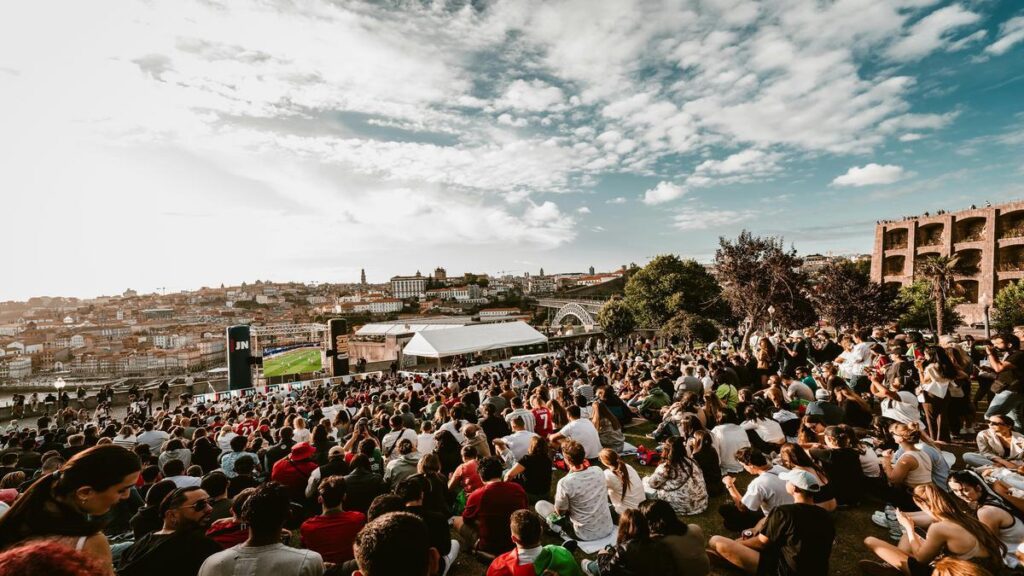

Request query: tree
[
  {"left": 623, "top": 255, "right": 726, "bottom": 329},
  {"left": 714, "top": 231, "right": 812, "bottom": 350},
  {"left": 894, "top": 281, "right": 964, "bottom": 332},
  {"left": 809, "top": 259, "right": 899, "bottom": 329},
  {"left": 596, "top": 298, "right": 636, "bottom": 340},
  {"left": 915, "top": 253, "right": 979, "bottom": 336},
  {"left": 993, "top": 280, "right": 1024, "bottom": 332},
  {"left": 661, "top": 311, "right": 720, "bottom": 344}
]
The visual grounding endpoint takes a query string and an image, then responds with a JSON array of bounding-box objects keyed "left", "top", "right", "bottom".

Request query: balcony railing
[
  {"left": 955, "top": 231, "right": 985, "bottom": 243},
  {"left": 918, "top": 235, "right": 943, "bottom": 247},
  {"left": 998, "top": 261, "right": 1024, "bottom": 272},
  {"left": 884, "top": 241, "right": 908, "bottom": 251}
]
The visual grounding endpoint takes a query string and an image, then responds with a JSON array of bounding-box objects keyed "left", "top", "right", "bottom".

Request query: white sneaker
[
  {"left": 442, "top": 539, "right": 460, "bottom": 576},
  {"left": 871, "top": 511, "right": 888, "bottom": 527}
]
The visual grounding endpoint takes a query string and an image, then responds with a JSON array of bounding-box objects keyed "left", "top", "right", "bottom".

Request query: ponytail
[{"left": 600, "top": 448, "right": 631, "bottom": 498}]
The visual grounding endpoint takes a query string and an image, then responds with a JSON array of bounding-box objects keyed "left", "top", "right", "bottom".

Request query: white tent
[{"left": 401, "top": 321, "right": 547, "bottom": 359}]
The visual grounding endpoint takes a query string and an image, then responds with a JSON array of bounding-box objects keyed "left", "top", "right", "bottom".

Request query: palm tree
[{"left": 915, "top": 253, "right": 980, "bottom": 336}]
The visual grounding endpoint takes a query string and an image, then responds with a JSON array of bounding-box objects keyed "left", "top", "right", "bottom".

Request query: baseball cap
[
  {"left": 780, "top": 469, "right": 821, "bottom": 492},
  {"left": 814, "top": 388, "right": 830, "bottom": 401}
]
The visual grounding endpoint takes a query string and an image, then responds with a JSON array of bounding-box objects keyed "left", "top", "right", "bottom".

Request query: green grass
[
  {"left": 446, "top": 421, "right": 908, "bottom": 576},
  {"left": 263, "top": 347, "right": 322, "bottom": 377}
]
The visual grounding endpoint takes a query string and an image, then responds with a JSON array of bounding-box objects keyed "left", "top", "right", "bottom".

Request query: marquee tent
[{"left": 401, "top": 321, "right": 547, "bottom": 359}]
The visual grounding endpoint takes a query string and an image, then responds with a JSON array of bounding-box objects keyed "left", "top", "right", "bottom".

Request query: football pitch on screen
[{"left": 263, "top": 347, "right": 322, "bottom": 377}]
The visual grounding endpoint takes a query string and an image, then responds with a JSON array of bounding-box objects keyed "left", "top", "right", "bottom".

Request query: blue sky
[{"left": 1, "top": 0, "right": 1022, "bottom": 300}]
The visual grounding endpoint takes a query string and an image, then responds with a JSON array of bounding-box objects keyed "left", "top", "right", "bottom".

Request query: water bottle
[{"left": 885, "top": 505, "right": 902, "bottom": 541}]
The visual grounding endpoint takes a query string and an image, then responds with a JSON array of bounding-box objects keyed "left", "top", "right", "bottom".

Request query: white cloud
[
  {"left": 606, "top": 197, "right": 627, "bottom": 204},
  {"left": 832, "top": 163, "right": 909, "bottom": 187},
  {"left": 673, "top": 207, "right": 754, "bottom": 230},
  {"left": 494, "top": 79, "right": 568, "bottom": 112},
  {"left": 642, "top": 181, "right": 687, "bottom": 205},
  {"left": 985, "top": 16, "right": 1024, "bottom": 56},
  {"left": 496, "top": 113, "right": 528, "bottom": 127},
  {"left": 899, "top": 133, "right": 924, "bottom": 142},
  {"left": 577, "top": 206, "right": 591, "bottom": 214},
  {"left": 886, "top": 5, "right": 981, "bottom": 61}
]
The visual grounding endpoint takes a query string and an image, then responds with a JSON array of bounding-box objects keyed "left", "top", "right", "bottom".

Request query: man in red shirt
[
  {"left": 270, "top": 442, "right": 318, "bottom": 502},
  {"left": 453, "top": 456, "right": 527, "bottom": 555},
  {"left": 531, "top": 397, "right": 553, "bottom": 438},
  {"left": 300, "top": 475, "right": 366, "bottom": 564}
]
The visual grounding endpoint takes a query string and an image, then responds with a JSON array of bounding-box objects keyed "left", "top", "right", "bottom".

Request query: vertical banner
[
  {"left": 328, "top": 318, "right": 350, "bottom": 377},
  {"left": 226, "top": 325, "right": 252, "bottom": 391}
]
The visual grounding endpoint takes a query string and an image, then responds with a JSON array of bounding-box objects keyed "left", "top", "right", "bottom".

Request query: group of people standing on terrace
[{"left": 0, "top": 323, "right": 1021, "bottom": 576}]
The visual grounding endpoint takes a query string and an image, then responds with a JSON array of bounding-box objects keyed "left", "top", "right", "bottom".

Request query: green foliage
[
  {"left": 661, "top": 311, "right": 720, "bottom": 344},
  {"left": 714, "top": 231, "right": 812, "bottom": 344},
  {"left": 810, "top": 260, "right": 898, "bottom": 329},
  {"left": 993, "top": 280, "right": 1024, "bottom": 332},
  {"left": 596, "top": 298, "right": 636, "bottom": 339},
  {"left": 894, "top": 281, "right": 964, "bottom": 332},
  {"left": 623, "top": 255, "right": 726, "bottom": 329},
  {"left": 915, "top": 253, "right": 979, "bottom": 336}
]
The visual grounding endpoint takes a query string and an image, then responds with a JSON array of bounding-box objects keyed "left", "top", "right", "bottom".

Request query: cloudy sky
[{"left": 2, "top": 0, "right": 1023, "bottom": 300}]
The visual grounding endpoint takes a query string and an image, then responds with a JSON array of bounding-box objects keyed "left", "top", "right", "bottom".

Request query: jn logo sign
[{"left": 233, "top": 340, "right": 250, "bottom": 351}]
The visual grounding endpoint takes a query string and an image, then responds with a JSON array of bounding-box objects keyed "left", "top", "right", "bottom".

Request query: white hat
[
  {"left": 780, "top": 469, "right": 821, "bottom": 492},
  {"left": 815, "top": 388, "right": 830, "bottom": 401}
]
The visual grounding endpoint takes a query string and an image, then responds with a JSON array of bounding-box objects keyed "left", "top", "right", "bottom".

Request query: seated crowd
[{"left": 0, "top": 325, "right": 1021, "bottom": 576}]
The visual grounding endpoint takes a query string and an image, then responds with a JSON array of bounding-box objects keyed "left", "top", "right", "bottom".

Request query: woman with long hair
[
  {"left": 756, "top": 337, "right": 777, "bottom": 386},
  {"left": 916, "top": 346, "right": 959, "bottom": 443},
  {"left": 310, "top": 424, "right": 332, "bottom": 466},
  {"left": 0, "top": 445, "right": 141, "bottom": 575},
  {"left": 862, "top": 484, "right": 1005, "bottom": 576},
  {"left": 292, "top": 416, "right": 311, "bottom": 443},
  {"left": 779, "top": 442, "right": 837, "bottom": 512},
  {"left": 432, "top": 430, "right": 462, "bottom": 477},
  {"left": 638, "top": 499, "right": 710, "bottom": 574},
  {"left": 689, "top": 429, "right": 722, "bottom": 497},
  {"left": 598, "top": 448, "right": 645, "bottom": 515},
  {"left": 810, "top": 425, "right": 868, "bottom": 506},
  {"left": 702, "top": 391, "right": 725, "bottom": 429},
  {"left": 548, "top": 397, "right": 569, "bottom": 429},
  {"left": 833, "top": 381, "right": 873, "bottom": 430},
  {"left": 642, "top": 437, "right": 708, "bottom": 515},
  {"left": 503, "top": 435, "right": 553, "bottom": 503},
  {"left": 584, "top": 508, "right": 678, "bottom": 575},
  {"left": 591, "top": 401, "right": 624, "bottom": 453},
  {"left": 883, "top": 422, "right": 934, "bottom": 511},
  {"left": 948, "top": 471, "right": 1024, "bottom": 569}
]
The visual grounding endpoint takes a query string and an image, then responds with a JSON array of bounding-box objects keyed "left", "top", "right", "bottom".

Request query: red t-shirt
[
  {"left": 453, "top": 460, "right": 484, "bottom": 494},
  {"left": 486, "top": 549, "right": 536, "bottom": 576},
  {"left": 462, "top": 481, "right": 528, "bottom": 554},
  {"left": 300, "top": 510, "right": 366, "bottom": 564},
  {"left": 532, "top": 408, "right": 552, "bottom": 437},
  {"left": 206, "top": 518, "right": 247, "bottom": 549}
]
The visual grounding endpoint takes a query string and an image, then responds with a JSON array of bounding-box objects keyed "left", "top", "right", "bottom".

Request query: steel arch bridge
[{"left": 538, "top": 299, "right": 603, "bottom": 326}]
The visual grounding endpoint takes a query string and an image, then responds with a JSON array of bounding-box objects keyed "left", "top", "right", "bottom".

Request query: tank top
[
  {"left": 902, "top": 450, "right": 933, "bottom": 486},
  {"left": 983, "top": 504, "right": 1024, "bottom": 566}
]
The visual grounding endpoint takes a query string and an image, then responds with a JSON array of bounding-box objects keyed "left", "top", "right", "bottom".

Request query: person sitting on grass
[
  {"left": 452, "top": 456, "right": 528, "bottom": 556},
  {"left": 352, "top": 512, "right": 440, "bottom": 576},
  {"left": 709, "top": 469, "right": 835, "bottom": 575},
  {"left": 535, "top": 439, "right": 613, "bottom": 544},
  {"left": 718, "top": 447, "right": 793, "bottom": 532},
  {"left": 581, "top": 508, "right": 674, "bottom": 576},
  {"left": 487, "top": 509, "right": 583, "bottom": 576}
]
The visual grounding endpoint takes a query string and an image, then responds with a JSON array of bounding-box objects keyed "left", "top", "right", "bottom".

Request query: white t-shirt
[
  {"left": 881, "top": 391, "right": 924, "bottom": 426},
  {"left": 381, "top": 428, "right": 418, "bottom": 461},
  {"left": 137, "top": 430, "right": 170, "bottom": 453},
  {"left": 740, "top": 466, "right": 795, "bottom": 515},
  {"left": 603, "top": 464, "right": 646, "bottom": 514},
  {"left": 742, "top": 419, "right": 785, "bottom": 444},
  {"left": 199, "top": 543, "right": 323, "bottom": 576},
  {"left": 558, "top": 419, "right": 602, "bottom": 460},
  {"left": 711, "top": 423, "right": 752, "bottom": 474},
  {"left": 554, "top": 466, "right": 614, "bottom": 542},
  {"left": 440, "top": 420, "right": 468, "bottom": 444},
  {"left": 417, "top": 432, "right": 436, "bottom": 456},
  {"left": 505, "top": 409, "right": 536, "bottom": 432},
  {"left": 501, "top": 430, "right": 539, "bottom": 461}
]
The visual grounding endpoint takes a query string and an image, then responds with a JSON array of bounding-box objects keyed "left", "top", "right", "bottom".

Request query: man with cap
[
  {"left": 709, "top": 468, "right": 835, "bottom": 575},
  {"left": 805, "top": 387, "right": 844, "bottom": 425},
  {"left": 271, "top": 441, "right": 319, "bottom": 502}
]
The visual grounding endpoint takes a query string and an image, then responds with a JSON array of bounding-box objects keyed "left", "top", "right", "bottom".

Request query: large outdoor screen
[{"left": 262, "top": 339, "right": 323, "bottom": 377}]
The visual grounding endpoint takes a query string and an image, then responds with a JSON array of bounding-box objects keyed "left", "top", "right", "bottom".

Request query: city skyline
[{"left": 2, "top": 1, "right": 1023, "bottom": 301}]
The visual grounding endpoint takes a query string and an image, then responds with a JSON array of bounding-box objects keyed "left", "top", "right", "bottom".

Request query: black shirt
[
  {"left": 119, "top": 529, "right": 222, "bottom": 576},
  {"left": 516, "top": 452, "right": 552, "bottom": 498},
  {"left": 1000, "top": 351, "right": 1024, "bottom": 393},
  {"left": 758, "top": 503, "right": 835, "bottom": 576}
]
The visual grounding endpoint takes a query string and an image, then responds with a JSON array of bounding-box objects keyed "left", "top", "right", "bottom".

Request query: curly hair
[{"left": 0, "top": 541, "right": 101, "bottom": 576}]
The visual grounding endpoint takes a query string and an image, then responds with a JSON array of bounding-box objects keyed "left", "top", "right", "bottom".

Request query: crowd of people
[{"left": 0, "top": 323, "right": 1021, "bottom": 576}]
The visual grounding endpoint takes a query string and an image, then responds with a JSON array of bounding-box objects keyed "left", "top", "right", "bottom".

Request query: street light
[
  {"left": 54, "top": 377, "right": 66, "bottom": 392},
  {"left": 767, "top": 305, "right": 776, "bottom": 332},
  {"left": 979, "top": 292, "right": 991, "bottom": 340}
]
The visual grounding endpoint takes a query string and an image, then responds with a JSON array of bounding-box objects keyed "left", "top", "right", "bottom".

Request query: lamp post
[
  {"left": 979, "top": 292, "right": 991, "bottom": 340},
  {"left": 54, "top": 377, "right": 66, "bottom": 392},
  {"left": 767, "top": 305, "right": 776, "bottom": 333}
]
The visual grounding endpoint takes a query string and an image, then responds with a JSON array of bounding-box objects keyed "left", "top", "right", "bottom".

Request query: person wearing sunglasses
[
  {"left": 963, "top": 416, "right": 1024, "bottom": 471},
  {"left": 118, "top": 486, "right": 222, "bottom": 576}
]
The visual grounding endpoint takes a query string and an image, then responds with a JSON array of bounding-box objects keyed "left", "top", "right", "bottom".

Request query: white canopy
[
  {"left": 355, "top": 323, "right": 463, "bottom": 337},
  {"left": 401, "top": 321, "right": 547, "bottom": 359}
]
